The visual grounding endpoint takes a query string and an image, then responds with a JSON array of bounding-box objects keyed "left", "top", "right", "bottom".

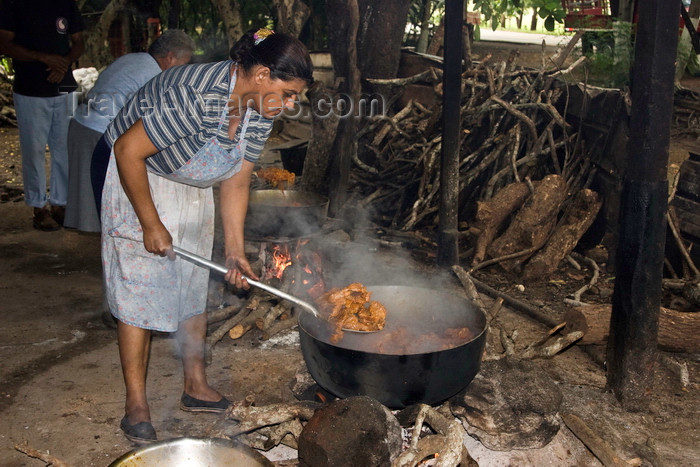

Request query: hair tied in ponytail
[{"left": 254, "top": 28, "right": 275, "bottom": 46}]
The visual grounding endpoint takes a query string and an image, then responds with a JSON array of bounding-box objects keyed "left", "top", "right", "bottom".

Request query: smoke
[{"left": 312, "top": 204, "right": 458, "bottom": 293}]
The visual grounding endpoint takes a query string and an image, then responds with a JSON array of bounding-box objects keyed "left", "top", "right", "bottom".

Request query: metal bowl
[
  {"left": 245, "top": 189, "right": 329, "bottom": 239},
  {"left": 109, "top": 437, "right": 274, "bottom": 467}
]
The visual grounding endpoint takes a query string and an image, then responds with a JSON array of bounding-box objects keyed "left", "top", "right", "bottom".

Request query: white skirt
[{"left": 101, "top": 151, "right": 215, "bottom": 332}]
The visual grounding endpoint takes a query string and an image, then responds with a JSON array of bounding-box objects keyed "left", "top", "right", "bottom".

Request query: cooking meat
[
  {"left": 317, "top": 282, "right": 386, "bottom": 342},
  {"left": 256, "top": 167, "right": 295, "bottom": 189}
]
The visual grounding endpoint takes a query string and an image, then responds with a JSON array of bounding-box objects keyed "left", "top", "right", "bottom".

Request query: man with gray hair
[{"left": 65, "top": 29, "right": 195, "bottom": 232}]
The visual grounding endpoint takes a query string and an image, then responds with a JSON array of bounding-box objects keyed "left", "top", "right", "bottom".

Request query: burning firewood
[{"left": 228, "top": 300, "right": 273, "bottom": 339}]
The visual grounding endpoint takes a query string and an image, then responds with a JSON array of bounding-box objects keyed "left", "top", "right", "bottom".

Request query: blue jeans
[{"left": 14, "top": 92, "right": 73, "bottom": 208}]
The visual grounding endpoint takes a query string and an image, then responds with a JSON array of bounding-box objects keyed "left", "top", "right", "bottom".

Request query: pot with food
[{"left": 299, "top": 285, "right": 488, "bottom": 409}]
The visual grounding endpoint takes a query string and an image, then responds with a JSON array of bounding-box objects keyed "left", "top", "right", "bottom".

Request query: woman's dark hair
[{"left": 229, "top": 29, "right": 314, "bottom": 85}]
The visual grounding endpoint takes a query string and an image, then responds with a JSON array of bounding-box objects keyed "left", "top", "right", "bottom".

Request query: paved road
[{"left": 477, "top": 28, "right": 575, "bottom": 47}]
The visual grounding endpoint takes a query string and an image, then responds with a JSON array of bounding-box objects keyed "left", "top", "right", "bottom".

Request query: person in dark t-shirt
[{"left": 0, "top": 0, "right": 85, "bottom": 230}]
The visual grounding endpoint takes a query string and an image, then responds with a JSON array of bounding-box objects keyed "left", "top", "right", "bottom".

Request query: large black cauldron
[{"left": 298, "top": 285, "right": 487, "bottom": 409}]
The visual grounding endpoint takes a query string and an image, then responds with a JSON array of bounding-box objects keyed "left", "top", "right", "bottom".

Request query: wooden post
[
  {"left": 437, "top": 0, "right": 463, "bottom": 267},
  {"left": 325, "top": 0, "right": 360, "bottom": 216},
  {"left": 607, "top": 0, "right": 678, "bottom": 410}
]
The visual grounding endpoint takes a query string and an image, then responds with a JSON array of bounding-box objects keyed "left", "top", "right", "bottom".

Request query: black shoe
[
  {"left": 120, "top": 416, "right": 157, "bottom": 444},
  {"left": 33, "top": 207, "right": 60, "bottom": 231},
  {"left": 50, "top": 205, "right": 65, "bottom": 226},
  {"left": 180, "top": 392, "right": 230, "bottom": 413}
]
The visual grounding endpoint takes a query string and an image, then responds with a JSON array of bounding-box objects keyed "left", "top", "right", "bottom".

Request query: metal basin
[
  {"left": 109, "top": 437, "right": 274, "bottom": 466},
  {"left": 299, "top": 285, "right": 488, "bottom": 409},
  {"left": 245, "top": 189, "right": 329, "bottom": 238}
]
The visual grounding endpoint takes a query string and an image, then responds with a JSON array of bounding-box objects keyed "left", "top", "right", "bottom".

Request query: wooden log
[
  {"left": 522, "top": 188, "right": 602, "bottom": 280},
  {"left": 14, "top": 442, "right": 72, "bottom": 467},
  {"left": 225, "top": 400, "right": 320, "bottom": 436},
  {"left": 561, "top": 413, "right": 636, "bottom": 467},
  {"left": 261, "top": 314, "right": 299, "bottom": 340},
  {"left": 488, "top": 174, "right": 569, "bottom": 271},
  {"left": 229, "top": 301, "right": 273, "bottom": 339},
  {"left": 471, "top": 181, "right": 532, "bottom": 266},
  {"left": 563, "top": 304, "right": 700, "bottom": 353},
  {"left": 256, "top": 302, "right": 291, "bottom": 331},
  {"left": 392, "top": 404, "right": 470, "bottom": 467},
  {"left": 207, "top": 304, "right": 242, "bottom": 324}
]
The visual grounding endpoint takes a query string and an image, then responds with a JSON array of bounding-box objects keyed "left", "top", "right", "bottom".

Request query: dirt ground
[{"left": 1, "top": 40, "right": 699, "bottom": 466}]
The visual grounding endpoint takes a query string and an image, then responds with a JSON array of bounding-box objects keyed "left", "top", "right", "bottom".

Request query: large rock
[
  {"left": 450, "top": 358, "right": 562, "bottom": 450},
  {"left": 298, "top": 396, "right": 402, "bottom": 467}
]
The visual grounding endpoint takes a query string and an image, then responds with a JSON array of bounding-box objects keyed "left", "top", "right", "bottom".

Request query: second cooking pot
[{"left": 245, "top": 190, "right": 329, "bottom": 238}]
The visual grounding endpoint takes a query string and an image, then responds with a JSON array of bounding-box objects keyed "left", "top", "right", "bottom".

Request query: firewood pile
[
  {"left": 350, "top": 52, "right": 589, "bottom": 234},
  {"left": 348, "top": 49, "right": 604, "bottom": 279},
  {"left": 205, "top": 243, "right": 318, "bottom": 360},
  {"left": 673, "top": 86, "right": 700, "bottom": 139}
]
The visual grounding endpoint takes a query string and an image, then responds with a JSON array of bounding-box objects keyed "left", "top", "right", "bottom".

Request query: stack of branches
[
  {"left": 673, "top": 86, "right": 700, "bottom": 139},
  {"left": 350, "top": 52, "right": 590, "bottom": 234},
  {"left": 205, "top": 257, "right": 303, "bottom": 363}
]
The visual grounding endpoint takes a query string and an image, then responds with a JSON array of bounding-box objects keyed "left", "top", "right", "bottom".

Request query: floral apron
[{"left": 102, "top": 66, "right": 251, "bottom": 332}]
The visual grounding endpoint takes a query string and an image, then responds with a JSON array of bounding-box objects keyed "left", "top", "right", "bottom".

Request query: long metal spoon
[{"left": 173, "top": 246, "right": 320, "bottom": 318}]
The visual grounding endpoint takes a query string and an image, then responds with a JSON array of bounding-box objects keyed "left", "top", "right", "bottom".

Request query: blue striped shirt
[{"left": 105, "top": 60, "right": 273, "bottom": 174}]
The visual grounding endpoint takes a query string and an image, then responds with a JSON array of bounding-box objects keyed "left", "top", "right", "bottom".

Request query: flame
[{"left": 267, "top": 244, "right": 293, "bottom": 279}]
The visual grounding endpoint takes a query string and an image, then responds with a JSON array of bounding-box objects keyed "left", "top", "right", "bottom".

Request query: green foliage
[
  {"left": 473, "top": 0, "right": 565, "bottom": 31},
  {"left": 0, "top": 56, "right": 13, "bottom": 76},
  {"left": 573, "top": 26, "right": 633, "bottom": 88},
  {"left": 532, "top": 0, "right": 566, "bottom": 31}
]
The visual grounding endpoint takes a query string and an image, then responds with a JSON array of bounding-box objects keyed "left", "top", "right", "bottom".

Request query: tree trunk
[
  {"left": 322, "top": 0, "right": 411, "bottom": 213},
  {"left": 273, "top": 0, "right": 311, "bottom": 37},
  {"left": 530, "top": 8, "right": 538, "bottom": 31},
  {"left": 356, "top": 0, "right": 413, "bottom": 79},
  {"left": 616, "top": 0, "right": 636, "bottom": 23},
  {"left": 301, "top": 82, "right": 340, "bottom": 195},
  {"left": 416, "top": 0, "right": 433, "bottom": 54},
  {"left": 325, "top": 0, "right": 361, "bottom": 215},
  {"left": 168, "top": 0, "right": 181, "bottom": 29},
  {"left": 211, "top": 0, "right": 243, "bottom": 48},
  {"left": 81, "top": 0, "right": 130, "bottom": 68},
  {"left": 426, "top": 17, "right": 445, "bottom": 56},
  {"left": 691, "top": 0, "right": 700, "bottom": 18}
]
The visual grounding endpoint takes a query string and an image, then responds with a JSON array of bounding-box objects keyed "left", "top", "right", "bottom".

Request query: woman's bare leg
[
  {"left": 117, "top": 320, "right": 152, "bottom": 423},
  {"left": 177, "top": 313, "right": 222, "bottom": 401}
]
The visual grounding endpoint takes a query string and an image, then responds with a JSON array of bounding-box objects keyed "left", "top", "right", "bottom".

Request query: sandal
[
  {"left": 180, "top": 392, "right": 230, "bottom": 413},
  {"left": 120, "top": 416, "right": 157, "bottom": 444}
]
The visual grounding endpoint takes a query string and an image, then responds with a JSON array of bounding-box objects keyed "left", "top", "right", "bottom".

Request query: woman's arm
[
  {"left": 113, "top": 119, "right": 173, "bottom": 257},
  {"left": 219, "top": 159, "right": 258, "bottom": 288}
]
